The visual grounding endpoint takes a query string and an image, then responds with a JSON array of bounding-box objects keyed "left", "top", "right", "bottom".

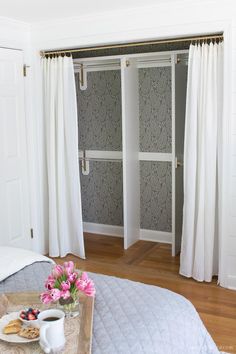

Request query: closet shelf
[
  {"left": 79, "top": 157, "right": 122, "bottom": 163},
  {"left": 78, "top": 150, "right": 172, "bottom": 162}
]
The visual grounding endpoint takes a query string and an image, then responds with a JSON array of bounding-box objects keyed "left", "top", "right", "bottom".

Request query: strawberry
[
  {"left": 28, "top": 313, "right": 35, "bottom": 320},
  {"left": 20, "top": 313, "right": 26, "bottom": 319}
]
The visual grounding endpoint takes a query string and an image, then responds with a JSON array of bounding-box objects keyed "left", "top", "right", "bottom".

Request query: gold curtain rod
[{"left": 41, "top": 34, "right": 223, "bottom": 56}]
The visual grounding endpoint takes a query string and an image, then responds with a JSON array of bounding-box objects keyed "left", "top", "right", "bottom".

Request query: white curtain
[
  {"left": 42, "top": 56, "right": 85, "bottom": 259},
  {"left": 180, "top": 42, "right": 223, "bottom": 282}
]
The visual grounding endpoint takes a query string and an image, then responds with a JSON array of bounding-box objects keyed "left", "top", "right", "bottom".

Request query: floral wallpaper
[
  {"left": 140, "top": 161, "right": 172, "bottom": 232},
  {"left": 80, "top": 161, "right": 123, "bottom": 226},
  {"left": 75, "top": 71, "right": 122, "bottom": 151},
  {"left": 139, "top": 67, "right": 172, "bottom": 153}
]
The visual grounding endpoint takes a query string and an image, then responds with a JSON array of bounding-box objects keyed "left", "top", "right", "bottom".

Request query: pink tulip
[
  {"left": 50, "top": 288, "right": 61, "bottom": 301},
  {"left": 40, "top": 291, "right": 53, "bottom": 304},
  {"left": 60, "top": 280, "right": 71, "bottom": 291},
  {"left": 68, "top": 272, "right": 78, "bottom": 283},
  {"left": 61, "top": 290, "right": 71, "bottom": 299},
  {"left": 75, "top": 272, "right": 88, "bottom": 291},
  {"left": 64, "top": 261, "right": 74, "bottom": 276},
  {"left": 45, "top": 275, "right": 55, "bottom": 290},
  {"left": 83, "top": 279, "right": 96, "bottom": 297},
  {"left": 80, "top": 271, "right": 89, "bottom": 282},
  {"left": 76, "top": 272, "right": 96, "bottom": 297},
  {"left": 52, "top": 265, "right": 64, "bottom": 278}
]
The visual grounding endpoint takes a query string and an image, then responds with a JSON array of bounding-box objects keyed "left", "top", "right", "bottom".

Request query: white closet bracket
[
  {"left": 81, "top": 150, "right": 90, "bottom": 175},
  {"left": 173, "top": 54, "right": 178, "bottom": 64},
  {"left": 79, "top": 64, "right": 87, "bottom": 90},
  {"left": 175, "top": 156, "right": 184, "bottom": 168}
]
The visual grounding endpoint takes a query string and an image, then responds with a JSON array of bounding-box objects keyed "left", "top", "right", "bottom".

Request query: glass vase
[{"left": 58, "top": 296, "right": 80, "bottom": 318}]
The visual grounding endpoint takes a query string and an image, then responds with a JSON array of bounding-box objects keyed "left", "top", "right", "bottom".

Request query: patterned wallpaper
[
  {"left": 76, "top": 68, "right": 172, "bottom": 232},
  {"left": 139, "top": 67, "right": 172, "bottom": 153},
  {"left": 75, "top": 71, "right": 122, "bottom": 151},
  {"left": 140, "top": 161, "right": 172, "bottom": 232},
  {"left": 80, "top": 160, "right": 172, "bottom": 231},
  {"left": 80, "top": 161, "right": 123, "bottom": 226},
  {"left": 72, "top": 42, "right": 190, "bottom": 59}
]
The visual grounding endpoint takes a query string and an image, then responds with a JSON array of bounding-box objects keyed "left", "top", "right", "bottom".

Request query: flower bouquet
[{"left": 40, "top": 261, "right": 95, "bottom": 318}]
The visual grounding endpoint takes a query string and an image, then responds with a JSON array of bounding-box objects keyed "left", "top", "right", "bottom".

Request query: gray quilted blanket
[{"left": 0, "top": 262, "right": 219, "bottom": 354}]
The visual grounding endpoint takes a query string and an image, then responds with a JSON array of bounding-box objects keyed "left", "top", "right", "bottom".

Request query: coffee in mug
[{"left": 43, "top": 317, "right": 60, "bottom": 322}]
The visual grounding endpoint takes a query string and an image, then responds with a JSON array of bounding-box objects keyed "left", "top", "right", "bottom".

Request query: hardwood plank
[{"left": 52, "top": 233, "right": 236, "bottom": 353}]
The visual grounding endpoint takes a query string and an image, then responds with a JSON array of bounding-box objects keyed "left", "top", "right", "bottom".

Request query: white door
[
  {"left": 0, "top": 48, "right": 31, "bottom": 249},
  {"left": 121, "top": 58, "right": 140, "bottom": 249}
]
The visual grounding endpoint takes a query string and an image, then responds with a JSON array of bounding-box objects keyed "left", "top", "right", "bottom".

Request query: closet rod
[{"left": 41, "top": 34, "right": 223, "bottom": 56}]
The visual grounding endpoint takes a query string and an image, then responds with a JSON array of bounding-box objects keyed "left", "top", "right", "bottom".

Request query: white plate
[{"left": 0, "top": 312, "right": 39, "bottom": 343}]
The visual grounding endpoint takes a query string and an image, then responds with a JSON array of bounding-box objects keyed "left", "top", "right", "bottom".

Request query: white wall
[
  {"left": 0, "top": 17, "right": 29, "bottom": 48},
  {"left": 27, "top": 0, "right": 236, "bottom": 288}
]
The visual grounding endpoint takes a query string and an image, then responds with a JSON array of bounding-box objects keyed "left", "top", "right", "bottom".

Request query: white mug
[{"left": 38, "top": 309, "right": 66, "bottom": 354}]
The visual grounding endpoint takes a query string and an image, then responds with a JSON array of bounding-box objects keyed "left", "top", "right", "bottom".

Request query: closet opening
[{"left": 73, "top": 50, "right": 188, "bottom": 255}]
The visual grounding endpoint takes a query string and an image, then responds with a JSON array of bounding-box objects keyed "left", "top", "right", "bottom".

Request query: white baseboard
[
  {"left": 83, "top": 222, "right": 172, "bottom": 244},
  {"left": 83, "top": 222, "right": 124, "bottom": 237},
  {"left": 140, "top": 229, "right": 172, "bottom": 243}
]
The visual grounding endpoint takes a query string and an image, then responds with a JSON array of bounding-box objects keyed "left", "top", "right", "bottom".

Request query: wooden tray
[{"left": 0, "top": 292, "right": 94, "bottom": 354}]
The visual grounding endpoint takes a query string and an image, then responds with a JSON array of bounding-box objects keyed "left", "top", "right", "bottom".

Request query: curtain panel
[
  {"left": 180, "top": 42, "right": 223, "bottom": 282},
  {"left": 42, "top": 56, "right": 85, "bottom": 258}
]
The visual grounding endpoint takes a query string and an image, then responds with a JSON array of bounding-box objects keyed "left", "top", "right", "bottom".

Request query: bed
[{"left": 0, "top": 248, "right": 220, "bottom": 354}]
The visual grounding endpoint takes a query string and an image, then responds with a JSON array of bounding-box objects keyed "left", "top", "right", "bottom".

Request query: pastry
[
  {"left": 18, "top": 326, "right": 39, "bottom": 339},
  {"left": 8, "top": 319, "right": 22, "bottom": 326},
  {"left": 3, "top": 318, "right": 22, "bottom": 334},
  {"left": 3, "top": 323, "right": 21, "bottom": 334}
]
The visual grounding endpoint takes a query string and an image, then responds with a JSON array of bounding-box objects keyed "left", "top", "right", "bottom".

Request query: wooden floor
[{"left": 52, "top": 233, "right": 236, "bottom": 353}]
